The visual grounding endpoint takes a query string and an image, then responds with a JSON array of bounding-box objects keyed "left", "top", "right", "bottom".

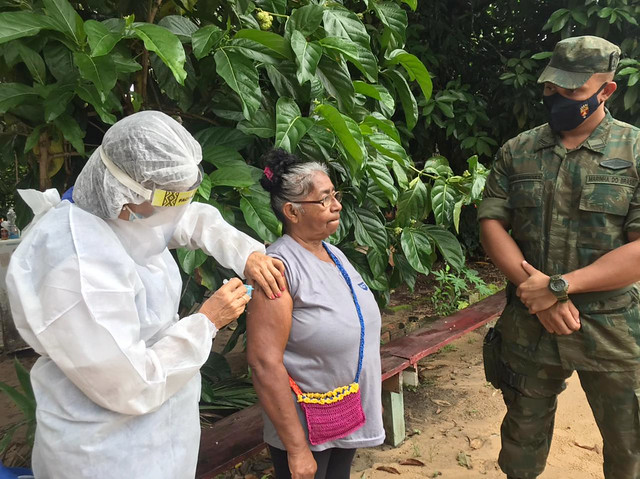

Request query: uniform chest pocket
[
  {"left": 578, "top": 176, "right": 636, "bottom": 216},
  {"left": 508, "top": 175, "right": 543, "bottom": 241},
  {"left": 577, "top": 177, "right": 636, "bottom": 252}
]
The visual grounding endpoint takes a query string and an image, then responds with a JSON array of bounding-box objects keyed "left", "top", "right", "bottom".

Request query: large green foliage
[
  {"left": 407, "top": 0, "right": 640, "bottom": 174},
  {"left": 0, "top": 0, "right": 486, "bottom": 311}
]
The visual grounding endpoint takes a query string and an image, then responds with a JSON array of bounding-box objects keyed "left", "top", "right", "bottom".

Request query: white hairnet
[{"left": 73, "top": 111, "right": 202, "bottom": 219}]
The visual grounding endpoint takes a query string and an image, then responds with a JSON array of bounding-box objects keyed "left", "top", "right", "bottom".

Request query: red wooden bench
[{"left": 196, "top": 291, "right": 506, "bottom": 477}]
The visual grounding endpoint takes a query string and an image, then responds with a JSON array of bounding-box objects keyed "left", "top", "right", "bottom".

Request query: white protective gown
[{"left": 6, "top": 198, "right": 264, "bottom": 479}]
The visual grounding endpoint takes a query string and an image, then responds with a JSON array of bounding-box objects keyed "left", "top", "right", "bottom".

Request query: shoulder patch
[
  {"left": 600, "top": 158, "right": 633, "bottom": 170},
  {"left": 357, "top": 282, "right": 369, "bottom": 291}
]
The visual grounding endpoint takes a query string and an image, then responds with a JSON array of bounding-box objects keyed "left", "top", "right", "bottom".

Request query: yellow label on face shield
[{"left": 150, "top": 188, "right": 197, "bottom": 207}]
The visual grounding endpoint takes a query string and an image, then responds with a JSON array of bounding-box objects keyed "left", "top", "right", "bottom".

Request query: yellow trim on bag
[
  {"left": 295, "top": 382, "right": 360, "bottom": 405},
  {"left": 150, "top": 188, "right": 197, "bottom": 207}
]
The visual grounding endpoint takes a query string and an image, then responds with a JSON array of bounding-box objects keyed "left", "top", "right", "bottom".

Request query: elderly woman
[
  {"left": 6, "top": 111, "right": 284, "bottom": 479},
  {"left": 247, "top": 149, "right": 384, "bottom": 479}
]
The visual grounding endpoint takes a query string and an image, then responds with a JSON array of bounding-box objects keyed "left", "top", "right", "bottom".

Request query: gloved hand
[{"left": 199, "top": 278, "right": 251, "bottom": 329}]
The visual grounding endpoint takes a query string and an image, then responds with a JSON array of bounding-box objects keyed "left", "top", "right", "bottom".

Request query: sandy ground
[{"left": 349, "top": 324, "right": 604, "bottom": 479}]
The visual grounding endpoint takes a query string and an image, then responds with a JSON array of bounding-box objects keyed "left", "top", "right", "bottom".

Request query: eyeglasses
[{"left": 291, "top": 191, "right": 343, "bottom": 208}]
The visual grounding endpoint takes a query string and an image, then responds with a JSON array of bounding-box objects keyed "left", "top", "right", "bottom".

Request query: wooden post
[
  {"left": 381, "top": 372, "right": 405, "bottom": 447},
  {"left": 402, "top": 364, "right": 419, "bottom": 387}
]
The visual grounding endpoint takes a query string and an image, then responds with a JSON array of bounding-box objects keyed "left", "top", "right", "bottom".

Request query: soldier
[{"left": 479, "top": 36, "right": 640, "bottom": 479}]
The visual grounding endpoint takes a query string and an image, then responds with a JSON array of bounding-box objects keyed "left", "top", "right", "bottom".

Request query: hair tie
[{"left": 264, "top": 166, "right": 274, "bottom": 181}]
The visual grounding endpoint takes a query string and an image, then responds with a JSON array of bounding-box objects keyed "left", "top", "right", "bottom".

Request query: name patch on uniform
[
  {"left": 585, "top": 175, "right": 637, "bottom": 187},
  {"left": 599, "top": 158, "right": 633, "bottom": 170},
  {"left": 509, "top": 173, "right": 543, "bottom": 183},
  {"left": 358, "top": 282, "right": 369, "bottom": 291}
]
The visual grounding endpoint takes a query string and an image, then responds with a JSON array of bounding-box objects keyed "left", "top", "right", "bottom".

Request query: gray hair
[{"left": 272, "top": 162, "right": 329, "bottom": 225}]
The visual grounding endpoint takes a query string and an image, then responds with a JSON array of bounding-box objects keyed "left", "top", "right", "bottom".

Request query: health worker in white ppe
[{"left": 6, "top": 110, "right": 285, "bottom": 479}]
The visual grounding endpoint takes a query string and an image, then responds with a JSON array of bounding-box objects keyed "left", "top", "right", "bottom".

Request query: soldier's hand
[
  {"left": 517, "top": 261, "right": 557, "bottom": 313},
  {"left": 536, "top": 300, "right": 581, "bottom": 335}
]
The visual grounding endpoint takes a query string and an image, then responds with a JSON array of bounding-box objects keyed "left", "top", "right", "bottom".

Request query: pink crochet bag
[{"left": 288, "top": 243, "right": 367, "bottom": 445}]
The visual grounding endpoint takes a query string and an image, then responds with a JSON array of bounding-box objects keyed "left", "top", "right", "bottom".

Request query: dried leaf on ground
[
  {"left": 376, "top": 465, "right": 400, "bottom": 474},
  {"left": 457, "top": 451, "right": 473, "bottom": 469},
  {"left": 467, "top": 436, "right": 484, "bottom": 449},
  {"left": 400, "top": 458, "right": 425, "bottom": 466},
  {"left": 431, "top": 398, "right": 451, "bottom": 407},
  {"left": 573, "top": 442, "right": 601, "bottom": 454}
]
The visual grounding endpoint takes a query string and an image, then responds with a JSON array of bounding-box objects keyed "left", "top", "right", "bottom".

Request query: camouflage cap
[{"left": 537, "top": 36, "right": 621, "bottom": 89}]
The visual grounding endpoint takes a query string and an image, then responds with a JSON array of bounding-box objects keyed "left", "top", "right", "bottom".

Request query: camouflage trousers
[{"left": 497, "top": 345, "right": 640, "bottom": 479}]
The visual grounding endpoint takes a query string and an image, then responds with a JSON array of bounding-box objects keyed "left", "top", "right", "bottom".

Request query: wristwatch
[{"left": 548, "top": 274, "right": 569, "bottom": 302}]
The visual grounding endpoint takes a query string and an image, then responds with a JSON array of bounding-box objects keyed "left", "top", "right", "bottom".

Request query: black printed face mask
[{"left": 543, "top": 83, "right": 607, "bottom": 132}]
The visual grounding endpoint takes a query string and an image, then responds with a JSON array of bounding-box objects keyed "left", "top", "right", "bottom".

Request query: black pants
[{"left": 268, "top": 445, "right": 357, "bottom": 479}]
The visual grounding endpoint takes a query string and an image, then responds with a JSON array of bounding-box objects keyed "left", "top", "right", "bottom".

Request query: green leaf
[
  {"left": 0, "top": 83, "right": 39, "bottom": 114},
  {"left": 353, "top": 81, "right": 394, "bottom": 110},
  {"left": 16, "top": 42, "right": 46, "bottom": 85},
  {"left": 157, "top": 15, "right": 198, "bottom": 43},
  {"left": 386, "top": 49, "right": 432, "bottom": 101},
  {"left": 291, "top": 30, "right": 323, "bottom": 85},
  {"left": 198, "top": 174, "right": 212, "bottom": 200},
  {"left": 44, "top": 81, "right": 75, "bottom": 122},
  {"left": 54, "top": 113, "right": 85, "bottom": 155},
  {"left": 316, "top": 103, "right": 365, "bottom": 169},
  {"left": 111, "top": 50, "right": 142, "bottom": 74},
  {"left": 240, "top": 196, "right": 280, "bottom": 243},
  {"left": 192, "top": 25, "right": 225, "bottom": 60},
  {"left": 214, "top": 49, "right": 261, "bottom": 120},
  {"left": 286, "top": 5, "right": 325, "bottom": 37},
  {"left": 362, "top": 112, "right": 401, "bottom": 143},
  {"left": 43, "top": 0, "right": 85, "bottom": 45},
  {"left": 234, "top": 29, "right": 292, "bottom": 59},
  {"left": 366, "top": 155, "right": 398, "bottom": 204},
  {"left": 453, "top": 199, "right": 463, "bottom": 233},
  {"left": 323, "top": 8, "right": 371, "bottom": 48},
  {"left": 400, "top": 0, "right": 417, "bottom": 11},
  {"left": 195, "top": 127, "right": 252, "bottom": 151},
  {"left": 13, "top": 359, "right": 34, "bottom": 404},
  {"left": 43, "top": 42, "right": 77, "bottom": 80},
  {"left": 400, "top": 227, "right": 433, "bottom": 275},
  {"left": 177, "top": 248, "right": 208, "bottom": 275},
  {"left": 392, "top": 159, "right": 409, "bottom": 189},
  {"left": 318, "top": 36, "right": 377, "bottom": 83},
  {"left": 353, "top": 207, "right": 388, "bottom": 252},
  {"left": 201, "top": 146, "right": 245, "bottom": 167},
  {"left": 316, "top": 56, "right": 355, "bottom": 113},
  {"left": 624, "top": 85, "right": 638, "bottom": 110},
  {"left": 371, "top": 2, "right": 407, "bottom": 44},
  {"left": 367, "top": 132, "right": 409, "bottom": 165},
  {"left": 317, "top": 36, "right": 359, "bottom": 57},
  {"left": 237, "top": 110, "right": 275, "bottom": 138},
  {"left": 75, "top": 83, "right": 117, "bottom": 124},
  {"left": 436, "top": 101, "right": 454, "bottom": 118},
  {"left": 134, "top": 23, "right": 187, "bottom": 85},
  {"left": 209, "top": 166, "right": 256, "bottom": 188},
  {"left": 393, "top": 252, "right": 417, "bottom": 291},
  {"left": 150, "top": 52, "right": 195, "bottom": 110},
  {"left": 571, "top": 9, "right": 588, "bottom": 26},
  {"left": 0, "top": 381, "right": 34, "bottom": 418},
  {"left": 275, "top": 97, "right": 312, "bottom": 152},
  {"left": 84, "top": 20, "right": 121, "bottom": 57},
  {"left": 385, "top": 69, "right": 418, "bottom": 130},
  {"left": 226, "top": 38, "right": 284, "bottom": 65},
  {"left": 0, "top": 12, "right": 57, "bottom": 45},
  {"left": 431, "top": 178, "right": 455, "bottom": 226},
  {"left": 422, "top": 224, "right": 464, "bottom": 270},
  {"left": 73, "top": 52, "right": 117, "bottom": 102},
  {"left": 396, "top": 180, "right": 429, "bottom": 225},
  {"left": 265, "top": 62, "right": 309, "bottom": 105},
  {"left": 24, "top": 125, "right": 45, "bottom": 153}
]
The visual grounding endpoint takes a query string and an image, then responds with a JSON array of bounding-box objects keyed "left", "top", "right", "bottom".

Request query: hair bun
[{"left": 259, "top": 148, "right": 299, "bottom": 193}]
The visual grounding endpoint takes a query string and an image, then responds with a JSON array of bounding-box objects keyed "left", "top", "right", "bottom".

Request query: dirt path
[{"left": 350, "top": 325, "right": 604, "bottom": 479}]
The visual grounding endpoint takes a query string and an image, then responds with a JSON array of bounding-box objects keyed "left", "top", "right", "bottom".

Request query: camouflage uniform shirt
[{"left": 479, "top": 111, "right": 640, "bottom": 371}]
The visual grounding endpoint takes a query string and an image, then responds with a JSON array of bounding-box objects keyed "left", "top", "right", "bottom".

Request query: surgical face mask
[{"left": 543, "top": 82, "right": 608, "bottom": 132}]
